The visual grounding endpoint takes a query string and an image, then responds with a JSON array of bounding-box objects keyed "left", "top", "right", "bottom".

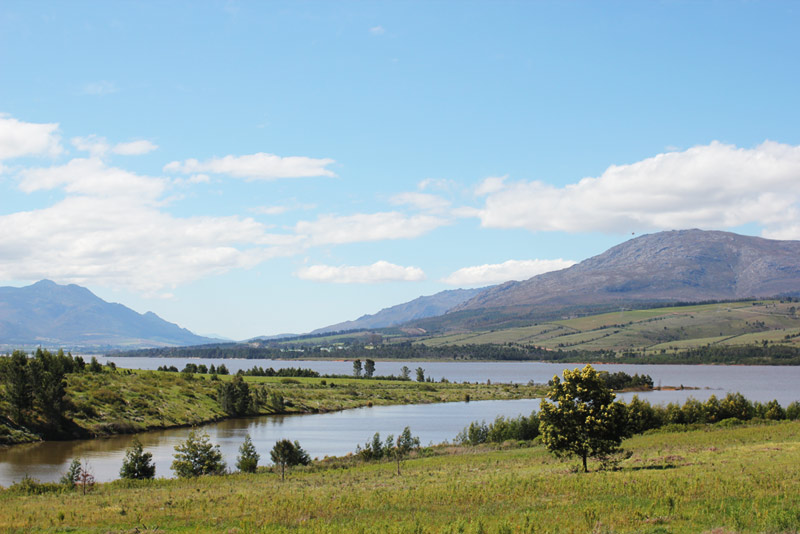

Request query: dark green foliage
[
  {"left": 401, "top": 366, "right": 411, "bottom": 380},
  {"left": 539, "top": 365, "right": 629, "bottom": 472},
  {"left": 88, "top": 357, "right": 103, "bottom": 373},
  {"left": 236, "top": 434, "right": 259, "bottom": 473},
  {"left": 457, "top": 413, "right": 540, "bottom": 445},
  {"left": 416, "top": 367, "right": 425, "bottom": 382},
  {"left": 352, "top": 359, "right": 362, "bottom": 377},
  {"left": 171, "top": 429, "right": 226, "bottom": 477},
  {"left": 270, "top": 439, "right": 310, "bottom": 481},
  {"left": 597, "top": 371, "right": 653, "bottom": 390},
  {"left": 786, "top": 401, "right": 800, "bottom": 420},
  {"left": 364, "top": 359, "right": 375, "bottom": 378},
  {"left": 0, "top": 348, "right": 79, "bottom": 426},
  {"left": 356, "top": 432, "right": 395, "bottom": 461},
  {"left": 217, "top": 375, "right": 252, "bottom": 416},
  {"left": 120, "top": 437, "right": 156, "bottom": 480}
]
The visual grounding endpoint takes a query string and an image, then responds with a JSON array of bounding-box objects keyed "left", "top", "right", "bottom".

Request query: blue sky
[{"left": 1, "top": 1, "right": 799, "bottom": 339}]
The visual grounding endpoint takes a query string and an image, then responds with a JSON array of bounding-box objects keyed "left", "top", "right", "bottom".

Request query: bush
[
  {"left": 120, "top": 437, "right": 156, "bottom": 480},
  {"left": 171, "top": 429, "right": 226, "bottom": 477}
]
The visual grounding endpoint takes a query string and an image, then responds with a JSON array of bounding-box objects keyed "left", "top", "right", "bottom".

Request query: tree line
[{"left": 0, "top": 349, "right": 104, "bottom": 434}]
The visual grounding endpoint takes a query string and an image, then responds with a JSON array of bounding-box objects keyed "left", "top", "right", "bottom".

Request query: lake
[{"left": 1, "top": 358, "right": 798, "bottom": 486}]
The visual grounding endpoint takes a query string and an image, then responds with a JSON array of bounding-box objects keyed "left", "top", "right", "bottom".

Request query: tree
[
  {"left": 391, "top": 426, "right": 420, "bottom": 475},
  {"left": 364, "top": 359, "right": 375, "bottom": 378},
  {"left": 171, "top": 429, "right": 226, "bottom": 477},
  {"left": 120, "top": 437, "right": 156, "bottom": 480},
  {"left": 415, "top": 367, "right": 425, "bottom": 382},
  {"left": 270, "top": 439, "right": 310, "bottom": 481},
  {"left": 400, "top": 366, "right": 411, "bottom": 380},
  {"left": 352, "top": 359, "right": 362, "bottom": 378},
  {"left": 236, "top": 434, "right": 260, "bottom": 473},
  {"left": 0, "top": 350, "right": 32, "bottom": 423},
  {"left": 60, "top": 458, "right": 83, "bottom": 487},
  {"left": 538, "top": 365, "right": 629, "bottom": 472}
]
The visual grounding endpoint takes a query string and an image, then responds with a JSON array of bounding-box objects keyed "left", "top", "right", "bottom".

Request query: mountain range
[
  {"left": 3, "top": 229, "right": 800, "bottom": 349},
  {"left": 0, "top": 280, "right": 215, "bottom": 349},
  {"left": 310, "top": 287, "right": 486, "bottom": 334},
  {"left": 417, "top": 229, "right": 800, "bottom": 332}
]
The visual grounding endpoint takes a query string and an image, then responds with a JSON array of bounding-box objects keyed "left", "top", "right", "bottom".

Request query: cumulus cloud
[
  {"left": 477, "top": 141, "right": 800, "bottom": 238},
  {"left": 2, "top": 156, "right": 302, "bottom": 295},
  {"left": 295, "top": 261, "right": 424, "bottom": 284},
  {"left": 295, "top": 212, "right": 447, "bottom": 245},
  {"left": 113, "top": 140, "right": 158, "bottom": 155},
  {"left": 442, "top": 259, "right": 577, "bottom": 286},
  {"left": 164, "top": 152, "right": 336, "bottom": 180},
  {"left": 0, "top": 115, "right": 62, "bottom": 160},
  {"left": 18, "top": 158, "right": 167, "bottom": 199},
  {"left": 73, "top": 136, "right": 159, "bottom": 157},
  {"left": 390, "top": 192, "right": 451, "bottom": 213}
]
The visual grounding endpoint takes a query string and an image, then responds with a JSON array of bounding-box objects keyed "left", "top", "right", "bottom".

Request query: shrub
[{"left": 171, "top": 429, "right": 226, "bottom": 477}]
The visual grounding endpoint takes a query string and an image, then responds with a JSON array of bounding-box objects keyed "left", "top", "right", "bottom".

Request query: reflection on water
[{"left": 3, "top": 358, "right": 799, "bottom": 487}]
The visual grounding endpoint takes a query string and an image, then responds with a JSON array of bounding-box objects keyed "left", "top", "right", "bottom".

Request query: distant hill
[
  {"left": 311, "top": 287, "right": 488, "bottom": 335},
  {"left": 422, "top": 229, "right": 800, "bottom": 332},
  {"left": 0, "top": 280, "right": 217, "bottom": 350}
]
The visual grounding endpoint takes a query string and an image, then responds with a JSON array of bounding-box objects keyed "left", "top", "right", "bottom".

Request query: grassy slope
[
  {"left": 415, "top": 300, "right": 800, "bottom": 353},
  {"left": 2, "top": 421, "right": 799, "bottom": 533},
  {"left": 0, "top": 369, "right": 546, "bottom": 445}
]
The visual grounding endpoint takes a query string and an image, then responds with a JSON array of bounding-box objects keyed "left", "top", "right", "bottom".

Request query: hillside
[
  {"left": 416, "top": 299, "right": 800, "bottom": 355},
  {"left": 310, "top": 287, "right": 486, "bottom": 334},
  {"left": 425, "top": 229, "right": 800, "bottom": 332},
  {"left": 0, "top": 280, "right": 215, "bottom": 350}
]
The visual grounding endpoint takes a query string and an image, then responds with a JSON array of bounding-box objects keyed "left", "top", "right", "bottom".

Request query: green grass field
[
  {"left": 0, "top": 368, "right": 546, "bottom": 445},
  {"left": 415, "top": 300, "right": 800, "bottom": 354},
  {"left": 3, "top": 420, "right": 799, "bottom": 533}
]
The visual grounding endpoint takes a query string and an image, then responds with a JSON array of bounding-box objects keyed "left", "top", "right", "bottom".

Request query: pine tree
[
  {"left": 236, "top": 434, "right": 260, "bottom": 473},
  {"left": 120, "top": 437, "right": 156, "bottom": 480}
]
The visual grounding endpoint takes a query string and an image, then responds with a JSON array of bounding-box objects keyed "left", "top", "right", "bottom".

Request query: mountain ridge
[
  {"left": 310, "top": 287, "right": 488, "bottom": 335},
  {"left": 450, "top": 229, "right": 800, "bottom": 318},
  {"left": 0, "top": 280, "right": 216, "bottom": 349}
]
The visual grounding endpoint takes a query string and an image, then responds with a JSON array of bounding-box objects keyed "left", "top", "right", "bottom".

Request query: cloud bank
[
  {"left": 443, "top": 259, "right": 576, "bottom": 286},
  {"left": 477, "top": 141, "right": 800, "bottom": 238}
]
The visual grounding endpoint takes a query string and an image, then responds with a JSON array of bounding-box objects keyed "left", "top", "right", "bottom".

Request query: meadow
[
  {"left": 0, "top": 364, "right": 546, "bottom": 445},
  {"left": 2, "top": 420, "right": 799, "bottom": 533},
  {"left": 415, "top": 300, "right": 800, "bottom": 355}
]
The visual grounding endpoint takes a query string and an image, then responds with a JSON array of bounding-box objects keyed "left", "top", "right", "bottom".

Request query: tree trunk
[
  {"left": 396, "top": 456, "right": 400, "bottom": 476},
  {"left": 281, "top": 463, "right": 285, "bottom": 481},
  {"left": 582, "top": 454, "right": 588, "bottom": 473}
]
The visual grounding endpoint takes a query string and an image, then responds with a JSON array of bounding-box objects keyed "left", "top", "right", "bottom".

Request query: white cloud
[
  {"left": 82, "top": 81, "right": 117, "bottom": 96},
  {"left": 369, "top": 25, "right": 385, "bottom": 36},
  {"left": 72, "top": 135, "right": 111, "bottom": 157},
  {"left": 164, "top": 152, "right": 336, "bottom": 180},
  {"left": 295, "top": 212, "right": 447, "bottom": 245},
  {"left": 475, "top": 175, "right": 507, "bottom": 196},
  {"left": 113, "top": 140, "right": 158, "bottom": 155},
  {"left": 18, "top": 158, "right": 167, "bottom": 199},
  {"left": 2, "top": 156, "right": 302, "bottom": 295},
  {"left": 72, "top": 136, "right": 158, "bottom": 157},
  {"left": 0, "top": 115, "right": 62, "bottom": 160},
  {"left": 442, "top": 259, "right": 577, "bottom": 286},
  {"left": 418, "top": 178, "right": 457, "bottom": 192},
  {"left": 477, "top": 141, "right": 800, "bottom": 238},
  {"left": 390, "top": 192, "right": 451, "bottom": 213},
  {"left": 252, "top": 202, "right": 316, "bottom": 216},
  {"left": 296, "top": 261, "right": 424, "bottom": 284}
]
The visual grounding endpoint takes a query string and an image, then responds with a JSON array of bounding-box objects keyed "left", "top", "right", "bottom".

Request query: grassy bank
[
  {"left": 2, "top": 420, "right": 799, "bottom": 532},
  {"left": 0, "top": 367, "right": 546, "bottom": 445}
]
